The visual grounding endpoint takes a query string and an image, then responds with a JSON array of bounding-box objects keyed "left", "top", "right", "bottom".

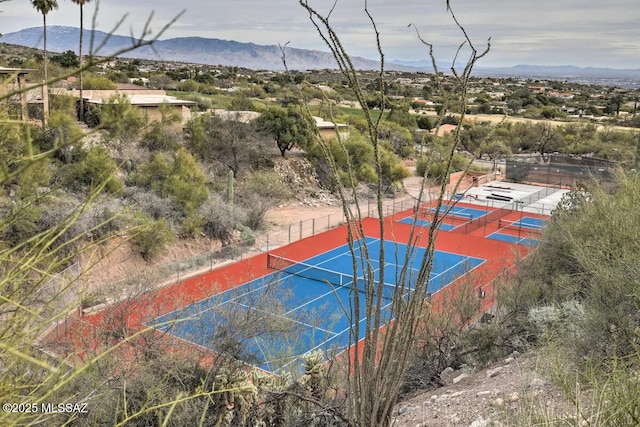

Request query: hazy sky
[{"left": 2, "top": 0, "right": 640, "bottom": 69}]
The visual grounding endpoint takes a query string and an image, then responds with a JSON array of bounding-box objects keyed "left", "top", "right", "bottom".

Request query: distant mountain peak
[{"left": 1, "top": 26, "right": 385, "bottom": 71}]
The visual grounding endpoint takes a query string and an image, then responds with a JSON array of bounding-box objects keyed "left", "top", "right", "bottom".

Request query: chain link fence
[
  {"left": 505, "top": 157, "right": 614, "bottom": 187},
  {"left": 77, "top": 196, "right": 417, "bottom": 310}
]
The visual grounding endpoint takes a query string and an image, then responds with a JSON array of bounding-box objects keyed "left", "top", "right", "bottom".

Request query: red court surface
[{"left": 42, "top": 201, "right": 544, "bottom": 365}]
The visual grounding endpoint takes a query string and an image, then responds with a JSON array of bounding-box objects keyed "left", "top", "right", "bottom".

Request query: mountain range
[
  {"left": 1, "top": 26, "right": 383, "bottom": 71},
  {"left": 2, "top": 26, "right": 640, "bottom": 87}
]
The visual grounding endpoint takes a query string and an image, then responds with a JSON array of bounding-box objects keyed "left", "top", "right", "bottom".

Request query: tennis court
[
  {"left": 151, "top": 237, "right": 484, "bottom": 373},
  {"left": 398, "top": 203, "right": 489, "bottom": 231},
  {"left": 429, "top": 204, "right": 489, "bottom": 220},
  {"left": 487, "top": 216, "right": 545, "bottom": 246}
]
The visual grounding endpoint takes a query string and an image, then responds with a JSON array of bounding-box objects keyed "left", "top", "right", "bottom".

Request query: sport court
[
  {"left": 398, "top": 204, "right": 490, "bottom": 231},
  {"left": 151, "top": 237, "right": 484, "bottom": 373},
  {"left": 486, "top": 216, "right": 545, "bottom": 246}
]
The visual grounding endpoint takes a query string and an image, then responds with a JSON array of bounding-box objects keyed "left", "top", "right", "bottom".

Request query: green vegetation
[
  {"left": 3, "top": 2, "right": 640, "bottom": 426},
  {"left": 336, "top": 105, "right": 386, "bottom": 122},
  {"left": 256, "top": 105, "right": 315, "bottom": 156},
  {"left": 453, "top": 121, "right": 638, "bottom": 165}
]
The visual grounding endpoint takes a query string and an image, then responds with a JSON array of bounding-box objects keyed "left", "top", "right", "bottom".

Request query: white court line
[
  {"left": 235, "top": 302, "right": 338, "bottom": 337},
  {"left": 159, "top": 238, "right": 382, "bottom": 320},
  {"left": 163, "top": 237, "right": 382, "bottom": 328},
  {"left": 283, "top": 286, "right": 345, "bottom": 315},
  {"left": 429, "top": 256, "right": 486, "bottom": 284}
]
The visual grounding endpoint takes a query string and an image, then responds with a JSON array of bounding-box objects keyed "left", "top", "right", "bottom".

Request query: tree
[
  {"left": 378, "top": 121, "right": 414, "bottom": 158},
  {"left": 51, "top": 49, "right": 79, "bottom": 68},
  {"left": 255, "top": 105, "right": 314, "bottom": 156},
  {"left": 387, "top": 102, "right": 417, "bottom": 128},
  {"left": 71, "top": 0, "right": 91, "bottom": 121},
  {"left": 31, "top": 0, "right": 58, "bottom": 83},
  {"left": 298, "top": 1, "right": 489, "bottom": 425},
  {"left": 416, "top": 115, "right": 432, "bottom": 130},
  {"left": 186, "top": 113, "right": 271, "bottom": 177},
  {"left": 479, "top": 139, "right": 511, "bottom": 170},
  {"left": 149, "top": 73, "right": 177, "bottom": 90}
]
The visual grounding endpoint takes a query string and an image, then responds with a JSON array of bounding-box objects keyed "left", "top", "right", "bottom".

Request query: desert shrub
[
  {"left": 237, "top": 171, "right": 291, "bottom": 230},
  {"left": 46, "top": 110, "right": 85, "bottom": 144},
  {"left": 140, "top": 120, "right": 181, "bottom": 151},
  {"left": 386, "top": 103, "right": 417, "bottom": 129},
  {"left": 416, "top": 151, "right": 467, "bottom": 182},
  {"left": 81, "top": 74, "right": 117, "bottom": 90},
  {"left": 129, "top": 190, "right": 184, "bottom": 226},
  {"left": 130, "top": 152, "right": 172, "bottom": 190},
  {"left": 59, "top": 146, "right": 123, "bottom": 194},
  {"left": 80, "top": 198, "right": 127, "bottom": 240},
  {"left": 0, "top": 200, "right": 41, "bottom": 247},
  {"left": 308, "top": 133, "right": 409, "bottom": 187},
  {"left": 0, "top": 108, "right": 34, "bottom": 172},
  {"left": 129, "top": 213, "right": 175, "bottom": 261},
  {"left": 401, "top": 281, "right": 482, "bottom": 396},
  {"left": 524, "top": 172, "right": 640, "bottom": 360},
  {"left": 32, "top": 194, "right": 89, "bottom": 255},
  {"left": 197, "top": 195, "right": 242, "bottom": 243},
  {"left": 97, "top": 94, "right": 147, "bottom": 146},
  {"left": 133, "top": 148, "right": 209, "bottom": 217},
  {"left": 166, "top": 149, "right": 210, "bottom": 214},
  {"left": 140, "top": 103, "right": 182, "bottom": 151},
  {"left": 49, "top": 94, "right": 78, "bottom": 118}
]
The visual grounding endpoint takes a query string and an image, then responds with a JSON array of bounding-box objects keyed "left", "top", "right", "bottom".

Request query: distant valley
[{"left": 3, "top": 26, "right": 640, "bottom": 87}]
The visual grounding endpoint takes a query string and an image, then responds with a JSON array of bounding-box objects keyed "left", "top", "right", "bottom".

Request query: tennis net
[
  {"left": 420, "top": 206, "right": 474, "bottom": 221},
  {"left": 266, "top": 254, "right": 401, "bottom": 300},
  {"left": 498, "top": 219, "right": 543, "bottom": 234}
]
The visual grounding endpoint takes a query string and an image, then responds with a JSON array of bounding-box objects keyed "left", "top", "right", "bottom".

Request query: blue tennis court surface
[
  {"left": 399, "top": 203, "right": 489, "bottom": 231},
  {"left": 487, "top": 216, "right": 544, "bottom": 246},
  {"left": 488, "top": 233, "right": 539, "bottom": 246},
  {"left": 150, "top": 238, "right": 485, "bottom": 373},
  {"left": 430, "top": 204, "right": 489, "bottom": 220},
  {"left": 398, "top": 217, "right": 456, "bottom": 231},
  {"left": 511, "top": 217, "right": 545, "bottom": 229}
]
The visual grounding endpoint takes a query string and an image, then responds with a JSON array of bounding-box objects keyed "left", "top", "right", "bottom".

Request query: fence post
[
  {"left": 299, "top": 220, "right": 303, "bottom": 240},
  {"left": 312, "top": 218, "right": 315, "bottom": 236},
  {"left": 288, "top": 224, "right": 292, "bottom": 244},
  {"left": 328, "top": 214, "right": 330, "bottom": 230}
]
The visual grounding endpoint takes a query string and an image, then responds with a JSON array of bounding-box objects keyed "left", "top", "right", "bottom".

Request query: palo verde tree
[{"left": 297, "top": 1, "right": 489, "bottom": 425}]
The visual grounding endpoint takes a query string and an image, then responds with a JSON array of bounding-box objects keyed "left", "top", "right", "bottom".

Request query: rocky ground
[{"left": 391, "top": 350, "right": 572, "bottom": 427}]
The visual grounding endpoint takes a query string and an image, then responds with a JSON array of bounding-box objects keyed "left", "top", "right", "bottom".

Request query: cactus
[{"left": 227, "top": 169, "right": 234, "bottom": 206}]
